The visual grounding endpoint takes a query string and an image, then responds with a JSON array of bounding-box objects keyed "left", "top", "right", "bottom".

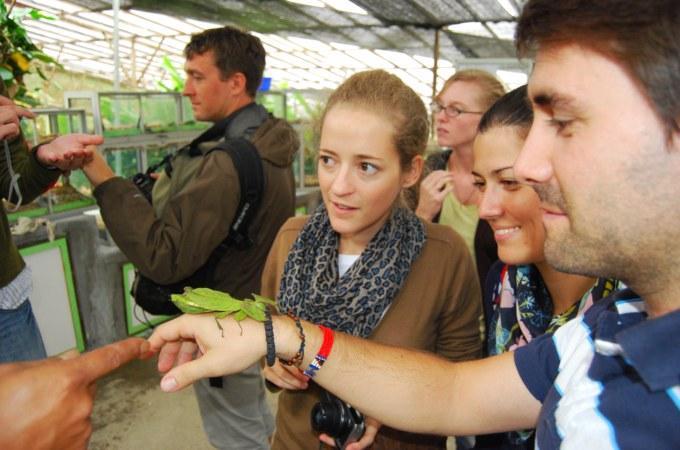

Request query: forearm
[
  {"left": 151, "top": 312, "right": 540, "bottom": 437},
  {"left": 273, "top": 317, "right": 539, "bottom": 436},
  {"left": 82, "top": 152, "right": 115, "bottom": 187}
]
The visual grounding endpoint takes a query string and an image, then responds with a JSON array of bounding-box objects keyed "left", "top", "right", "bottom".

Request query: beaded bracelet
[
  {"left": 264, "top": 309, "right": 276, "bottom": 367},
  {"left": 280, "top": 313, "right": 306, "bottom": 368},
  {"left": 303, "top": 325, "right": 335, "bottom": 379}
]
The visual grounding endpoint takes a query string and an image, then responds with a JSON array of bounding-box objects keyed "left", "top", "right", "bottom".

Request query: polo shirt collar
[{"left": 594, "top": 289, "right": 680, "bottom": 391}]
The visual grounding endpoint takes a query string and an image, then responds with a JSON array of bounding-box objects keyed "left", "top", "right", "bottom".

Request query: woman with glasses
[{"left": 416, "top": 70, "right": 505, "bottom": 294}]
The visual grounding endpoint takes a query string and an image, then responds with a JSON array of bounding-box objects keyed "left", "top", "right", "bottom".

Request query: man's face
[
  {"left": 514, "top": 43, "right": 680, "bottom": 282},
  {"left": 183, "top": 50, "right": 234, "bottom": 122}
]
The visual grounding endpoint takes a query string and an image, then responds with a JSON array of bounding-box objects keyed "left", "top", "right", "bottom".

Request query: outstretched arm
[{"left": 148, "top": 314, "right": 540, "bottom": 437}]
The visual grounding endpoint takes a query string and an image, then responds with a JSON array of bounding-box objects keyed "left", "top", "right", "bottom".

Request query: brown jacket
[
  {"left": 94, "top": 115, "right": 298, "bottom": 299},
  {"left": 262, "top": 216, "right": 483, "bottom": 450}
]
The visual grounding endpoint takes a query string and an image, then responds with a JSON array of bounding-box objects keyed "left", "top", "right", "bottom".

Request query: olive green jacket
[
  {"left": 1, "top": 82, "right": 61, "bottom": 288},
  {"left": 94, "top": 113, "right": 298, "bottom": 299}
]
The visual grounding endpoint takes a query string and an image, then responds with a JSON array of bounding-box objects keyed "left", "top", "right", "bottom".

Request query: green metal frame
[
  {"left": 18, "top": 238, "right": 85, "bottom": 352},
  {"left": 121, "top": 263, "right": 175, "bottom": 335},
  {"left": 7, "top": 197, "right": 96, "bottom": 222}
]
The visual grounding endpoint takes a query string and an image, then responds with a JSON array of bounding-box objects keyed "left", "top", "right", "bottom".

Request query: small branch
[{"left": 7, "top": 0, "right": 17, "bottom": 18}]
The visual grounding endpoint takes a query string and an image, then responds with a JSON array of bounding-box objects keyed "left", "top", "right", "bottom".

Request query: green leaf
[
  {"left": 28, "top": 9, "right": 56, "bottom": 21},
  {"left": 0, "top": 67, "right": 14, "bottom": 81}
]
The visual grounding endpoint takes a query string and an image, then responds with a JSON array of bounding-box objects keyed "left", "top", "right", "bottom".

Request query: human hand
[
  {"left": 0, "top": 337, "right": 148, "bottom": 450},
  {"left": 148, "top": 314, "right": 268, "bottom": 392},
  {"left": 0, "top": 95, "right": 33, "bottom": 140},
  {"left": 35, "top": 133, "right": 103, "bottom": 171},
  {"left": 82, "top": 149, "right": 116, "bottom": 187},
  {"left": 415, "top": 170, "right": 455, "bottom": 220},
  {"left": 263, "top": 359, "right": 309, "bottom": 390},
  {"left": 318, "top": 416, "right": 381, "bottom": 450}
]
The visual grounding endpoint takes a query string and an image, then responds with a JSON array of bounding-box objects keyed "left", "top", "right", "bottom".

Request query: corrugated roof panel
[
  {"left": 465, "top": 0, "right": 513, "bottom": 20},
  {"left": 487, "top": 21, "right": 516, "bottom": 41},
  {"left": 370, "top": 26, "right": 426, "bottom": 50},
  {"left": 454, "top": 34, "right": 516, "bottom": 58},
  {"left": 411, "top": 0, "right": 474, "bottom": 24},
  {"left": 350, "top": 1, "right": 432, "bottom": 26},
  {"left": 16, "top": 0, "right": 528, "bottom": 100},
  {"left": 247, "top": 1, "right": 322, "bottom": 29},
  {"left": 290, "top": 4, "right": 357, "bottom": 27}
]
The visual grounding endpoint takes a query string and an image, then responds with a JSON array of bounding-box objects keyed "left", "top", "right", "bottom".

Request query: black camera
[
  {"left": 131, "top": 172, "right": 155, "bottom": 203},
  {"left": 311, "top": 392, "right": 365, "bottom": 450}
]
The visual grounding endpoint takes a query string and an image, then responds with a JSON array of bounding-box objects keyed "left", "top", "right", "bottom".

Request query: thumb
[{"left": 159, "top": 352, "right": 224, "bottom": 392}]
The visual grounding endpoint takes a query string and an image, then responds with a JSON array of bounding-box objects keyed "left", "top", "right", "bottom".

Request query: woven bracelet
[
  {"left": 303, "top": 325, "right": 335, "bottom": 379},
  {"left": 280, "top": 313, "right": 306, "bottom": 367},
  {"left": 264, "top": 309, "right": 276, "bottom": 367}
]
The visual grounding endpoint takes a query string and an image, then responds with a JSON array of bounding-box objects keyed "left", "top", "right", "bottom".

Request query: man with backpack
[{"left": 83, "top": 26, "right": 298, "bottom": 450}]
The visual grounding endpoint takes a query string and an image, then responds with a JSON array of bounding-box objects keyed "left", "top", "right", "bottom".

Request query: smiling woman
[
  {"left": 470, "top": 85, "right": 625, "bottom": 450},
  {"left": 260, "top": 69, "right": 483, "bottom": 450}
]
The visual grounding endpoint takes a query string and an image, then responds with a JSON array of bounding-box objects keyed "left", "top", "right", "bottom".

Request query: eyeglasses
[{"left": 430, "top": 102, "right": 483, "bottom": 118}]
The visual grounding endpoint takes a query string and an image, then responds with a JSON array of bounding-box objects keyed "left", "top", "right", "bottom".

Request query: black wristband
[{"left": 264, "top": 309, "right": 276, "bottom": 367}]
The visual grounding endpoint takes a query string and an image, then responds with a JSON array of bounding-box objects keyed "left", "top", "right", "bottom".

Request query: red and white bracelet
[{"left": 303, "top": 325, "right": 335, "bottom": 379}]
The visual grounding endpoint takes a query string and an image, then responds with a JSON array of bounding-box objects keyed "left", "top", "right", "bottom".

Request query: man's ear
[
  {"left": 402, "top": 155, "right": 424, "bottom": 188},
  {"left": 228, "top": 72, "right": 248, "bottom": 95}
]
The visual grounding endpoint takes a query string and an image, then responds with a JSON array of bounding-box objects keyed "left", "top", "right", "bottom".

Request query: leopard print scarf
[{"left": 277, "top": 204, "right": 426, "bottom": 338}]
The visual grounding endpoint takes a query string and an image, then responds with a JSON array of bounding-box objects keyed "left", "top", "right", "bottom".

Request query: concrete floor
[
  {"left": 89, "top": 354, "right": 454, "bottom": 450},
  {"left": 89, "top": 356, "right": 216, "bottom": 450}
]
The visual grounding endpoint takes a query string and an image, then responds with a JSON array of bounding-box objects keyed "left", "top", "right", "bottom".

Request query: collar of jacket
[{"left": 188, "top": 102, "right": 270, "bottom": 157}]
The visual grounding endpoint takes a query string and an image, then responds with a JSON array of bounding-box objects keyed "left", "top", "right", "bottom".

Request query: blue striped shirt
[{"left": 514, "top": 289, "right": 680, "bottom": 449}]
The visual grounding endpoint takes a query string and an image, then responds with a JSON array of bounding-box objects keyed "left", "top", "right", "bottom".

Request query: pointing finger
[{"left": 75, "top": 338, "right": 148, "bottom": 383}]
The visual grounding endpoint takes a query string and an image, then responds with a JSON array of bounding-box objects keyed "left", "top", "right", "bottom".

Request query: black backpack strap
[
  {"left": 198, "top": 137, "right": 264, "bottom": 289},
  {"left": 216, "top": 137, "right": 265, "bottom": 250}
]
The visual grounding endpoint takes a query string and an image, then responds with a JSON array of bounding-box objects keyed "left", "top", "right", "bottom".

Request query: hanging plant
[{"left": 0, "top": 0, "right": 61, "bottom": 105}]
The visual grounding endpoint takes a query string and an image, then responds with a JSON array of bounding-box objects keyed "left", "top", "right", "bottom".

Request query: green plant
[
  {"left": 156, "top": 56, "right": 185, "bottom": 92},
  {"left": 0, "top": 1, "right": 61, "bottom": 105}
]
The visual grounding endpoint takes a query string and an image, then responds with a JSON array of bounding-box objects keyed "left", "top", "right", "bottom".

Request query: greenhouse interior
[{"left": 7, "top": 1, "right": 664, "bottom": 449}]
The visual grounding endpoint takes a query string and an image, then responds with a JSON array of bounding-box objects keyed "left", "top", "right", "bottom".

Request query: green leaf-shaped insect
[{"left": 171, "top": 287, "right": 276, "bottom": 336}]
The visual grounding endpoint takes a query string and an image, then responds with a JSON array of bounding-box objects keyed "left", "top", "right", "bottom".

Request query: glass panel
[
  {"left": 100, "top": 94, "right": 141, "bottom": 137},
  {"left": 142, "top": 94, "right": 178, "bottom": 132},
  {"left": 104, "top": 148, "right": 141, "bottom": 178}
]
